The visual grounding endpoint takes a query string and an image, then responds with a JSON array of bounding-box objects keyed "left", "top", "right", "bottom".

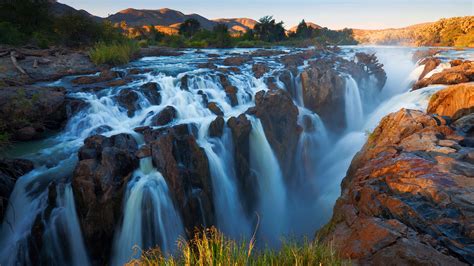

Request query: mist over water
[{"left": 0, "top": 46, "right": 466, "bottom": 265}]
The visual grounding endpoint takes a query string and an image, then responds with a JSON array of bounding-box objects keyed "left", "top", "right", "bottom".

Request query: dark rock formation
[
  {"left": 150, "top": 106, "right": 177, "bottom": 126},
  {"left": 0, "top": 158, "right": 34, "bottom": 222},
  {"left": 116, "top": 89, "right": 139, "bottom": 117},
  {"left": 0, "top": 86, "right": 67, "bottom": 141},
  {"left": 140, "top": 82, "right": 161, "bottom": 105},
  {"left": 71, "top": 69, "right": 117, "bottom": 85},
  {"left": 227, "top": 114, "right": 257, "bottom": 214},
  {"left": 219, "top": 74, "right": 239, "bottom": 106},
  {"left": 207, "top": 102, "right": 224, "bottom": 116},
  {"left": 254, "top": 89, "right": 301, "bottom": 182},
  {"left": 141, "top": 125, "right": 215, "bottom": 234},
  {"left": 209, "top": 116, "right": 224, "bottom": 138},
  {"left": 72, "top": 134, "right": 138, "bottom": 264},
  {"left": 252, "top": 63, "right": 269, "bottom": 78},
  {"left": 319, "top": 85, "right": 474, "bottom": 264},
  {"left": 223, "top": 56, "right": 251, "bottom": 66}
]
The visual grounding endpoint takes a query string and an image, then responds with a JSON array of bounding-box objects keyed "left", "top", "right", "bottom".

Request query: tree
[
  {"left": 212, "top": 23, "right": 232, "bottom": 48},
  {"left": 179, "top": 18, "right": 201, "bottom": 37},
  {"left": 295, "top": 19, "right": 313, "bottom": 39},
  {"left": 253, "top": 16, "right": 286, "bottom": 42}
]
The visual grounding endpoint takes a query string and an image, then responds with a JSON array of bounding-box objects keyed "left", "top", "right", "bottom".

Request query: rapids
[{"left": 1, "top": 46, "right": 471, "bottom": 265}]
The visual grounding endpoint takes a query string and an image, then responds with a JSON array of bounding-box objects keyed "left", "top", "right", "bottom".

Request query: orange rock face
[
  {"left": 319, "top": 86, "right": 474, "bottom": 265},
  {"left": 413, "top": 61, "right": 474, "bottom": 90},
  {"left": 427, "top": 83, "right": 474, "bottom": 120}
]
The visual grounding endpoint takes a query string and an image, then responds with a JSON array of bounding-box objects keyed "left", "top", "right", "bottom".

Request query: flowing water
[{"left": 1, "top": 46, "right": 472, "bottom": 265}]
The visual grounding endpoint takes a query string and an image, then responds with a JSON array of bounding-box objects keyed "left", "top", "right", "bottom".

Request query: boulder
[
  {"left": 72, "top": 133, "right": 138, "bottom": 264},
  {"left": 209, "top": 116, "right": 224, "bottom": 138},
  {"left": 0, "top": 158, "right": 34, "bottom": 222},
  {"left": 318, "top": 108, "right": 474, "bottom": 265},
  {"left": 140, "top": 82, "right": 161, "bottom": 105},
  {"left": 144, "top": 125, "right": 215, "bottom": 233},
  {"left": 150, "top": 106, "right": 177, "bottom": 126},
  {"left": 223, "top": 56, "right": 251, "bottom": 66},
  {"left": 254, "top": 89, "right": 301, "bottom": 182},
  {"left": 116, "top": 89, "right": 139, "bottom": 117},
  {"left": 71, "top": 69, "right": 117, "bottom": 85},
  {"left": 418, "top": 57, "right": 441, "bottom": 80},
  {"left": 0, "top": 86, "right": 67, "bottom": 141},
  {"left": 219, "top": 74, "right": 239, "bottom": 106},
  {"left": 413, "top": 61, "right": 474, "bottom": 90},
  {"left": 427, "top": 83, "right": 474, "bottom": 120},
  {"left": 252, "top": 63, "right": 269, "bottom": 79},
  {"left": 207, "top": 102, "right": 224, "bottom": 116},
  {"left": 180, "top": 75, "right": 189, "bottom": 91}
]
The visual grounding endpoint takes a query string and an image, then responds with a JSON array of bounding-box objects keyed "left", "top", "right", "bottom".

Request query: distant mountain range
[{"left": 51, "top": 1, "right": 473, "bottom": 47}]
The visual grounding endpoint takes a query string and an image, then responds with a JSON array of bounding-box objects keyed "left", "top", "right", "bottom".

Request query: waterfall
[
  {"left": 112, "top": 158, "right": 184, "bottom": 266},
  {"left": 248, "top": 117, "right": 287, "bottom": 244},
  {"left": 344, "top": 75, "right": 364, "bottom": 131}
]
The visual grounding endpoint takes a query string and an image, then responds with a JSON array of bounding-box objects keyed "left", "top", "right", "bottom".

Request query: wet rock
[
  {"left": 252, "top": 63, "right": 269, "bottom": 78},
  {"left": 254, "top": 89, "right": 301, "bottom": 182},
  {"left": 219, "top": 74, "right": 239, "bottom": 106},
  {"left": 209, "top": 116, "right": 224, "bottom": 138},
  {"left": 227, "top": 114, "right": 257, "bottom": 214},
  {"left": 197, "top": 62, "right": 217, "bottom": 69},
  {"left": 180, "top": 75, "right": 189, "bottom": 91},
  {"left": 72, "top": 133, "right": 138, "bottom": 264},
  {"left": 412, "top": 49, "right": 441, "bottom": 63},
  {"left": 207, "top": 102, "right": 224, "bottom": 116},
  {"left": 427, "top": 83, "right": 474, "bottom": 120},
  {"left": 140, "top": 82, "right": 161, "bottom": 105},
  {"left": 250, "top": 49, "right": 288, "bottom": 57},
  {"left": 146, "top": 125, "right": 215, "bottom": 233},
  {"left": 453, "top": 113, "right": 474, "bottom": 136},
  {"left": 105, "top": 78, "right": 128, "bottom": 87},
  {"left": 413, "top": 61, "right": 474, "bottom": 90},
  {"left": 116, "top": 89, "right": 139, "bottom": 117},
  {"left": 150, "top": 106, "right": 177, "bottom": 126},
  {"left": 223, "top": 56, "right": 251, "bottom": 66},
  {"left": 354, "top": 52, "right": 387, "bottom": 89},
  {"left": 0, "top": 86, "right": 67, "bottom": 141},
  {"left": 318, "top": 107, "right": 474, "bottom": 265},
  {"left": 300, "top": 63, "right": 346, "bottom": 132},
  {"left": 418, "top": 57, "right": 441, "bottom": 80},
  {"left": 128, "top": 68, "right": 152, "bottom": 75},
  {"left": 0, "top": 158, "right": 34, "bottom": 222},
  {"left": 71, "top": 69, "right": 117, "bottom": 85}
]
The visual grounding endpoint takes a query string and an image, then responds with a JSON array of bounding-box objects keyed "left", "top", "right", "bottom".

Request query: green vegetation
[
  {"left": 89, "top": 41, "right": 139, "bottom": 66},
  {"left": 127, "top": 227, "right": 347, "bottom": 266}
]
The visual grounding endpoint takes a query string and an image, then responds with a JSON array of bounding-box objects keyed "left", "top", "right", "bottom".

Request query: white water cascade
[
  {"left": 344, "top": 75, "right": 364, "bottom": 131},
  {"left": 249, "top": 117, "right": 287, "bottom": 244},
  {"left": 112, "top": 157, "right": 184, "bottom": 266}
]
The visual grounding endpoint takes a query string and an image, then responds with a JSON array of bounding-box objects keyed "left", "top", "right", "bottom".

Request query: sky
[{"left": 61, "top": 0, "right": 473, "bottom": 30}]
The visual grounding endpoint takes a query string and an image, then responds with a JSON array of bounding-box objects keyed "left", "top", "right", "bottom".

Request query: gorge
[{"left": 0, "top": 44, "right": 473, "bottom": 266}]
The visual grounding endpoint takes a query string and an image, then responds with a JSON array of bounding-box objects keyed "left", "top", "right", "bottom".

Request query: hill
[
  {"left": 288, "top": 22, "right": 322, "bottom": 33},
  {"left": 107, "top": 8, "right": 256, "bottom": 34},
  {"left": 354, "top": 16, "right": 474, "bottom": 47}
]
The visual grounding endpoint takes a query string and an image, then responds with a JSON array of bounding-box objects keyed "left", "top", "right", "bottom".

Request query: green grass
[
  {"left": 89, "top": 41, "right": 139, "bottom": 66},
  {"left": 126, "top": 227, "right": 348, "bottom": 266}
]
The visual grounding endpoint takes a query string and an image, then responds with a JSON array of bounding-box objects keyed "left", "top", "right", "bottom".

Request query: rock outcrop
[
  {"left": 427, "top": 83, "right": 474, "bottom": 120},
  {"left": 319, "top": 85, "right": 474, "bottom": 265},
  {"left": 418, "top": 57, "right": 441, "bottom": 80},
  {"left": 254, "top": 89, "right": 301, "bottom": 182},
  {"left": 72, "top": 134, "right": 139, "bottom": 264},
  {"left": 413, "top": 60, "right": 473, "bottom": 90},
  {"left": 141, "top": 125, "right": 215, "bottom": 234},
  {"left": 0, "top": 86, "right": 68, "bottom": 141}
]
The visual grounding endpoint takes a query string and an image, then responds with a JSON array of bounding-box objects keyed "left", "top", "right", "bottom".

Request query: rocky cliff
[{"left": 318, "top": 83, "right": 474, "bottom": 265}]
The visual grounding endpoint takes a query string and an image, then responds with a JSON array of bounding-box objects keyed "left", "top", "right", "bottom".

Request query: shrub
[
  {"left": 0, "top": 22, "right": 26, "bottom": 45},
  {"left": 126, "top": 227, "right": 348, "bottom": 266},
  {"left": 138, "top": 39, "right": 149, "bottom": 48},
  {"left": 89, "top": 41, "right": 139, "bottom": 66}
]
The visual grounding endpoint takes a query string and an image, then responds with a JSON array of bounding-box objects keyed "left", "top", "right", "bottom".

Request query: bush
[
  {"left": 138, "top": 39, "right": 149, "bottom": 48},
  {"left": 89, "top": 41, "right": 139, "bottom": 66},
  {"left": 126, "top": 227, "right": 348, "bottom": 266},
  {"left": 0, "top": 22, "right": 26, "bottom": 45}
]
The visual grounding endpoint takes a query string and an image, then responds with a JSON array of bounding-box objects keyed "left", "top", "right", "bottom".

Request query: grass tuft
[
  {"left": 89, "top": 41, "right": 139, "bottom": 66},
  {"left": 126, "top": 227, "right": 348, "bottom": 266}
]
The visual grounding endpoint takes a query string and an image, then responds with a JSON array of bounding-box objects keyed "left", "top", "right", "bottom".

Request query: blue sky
[{"left": 61, "top": 0, "right": 473, "bottom": 29}]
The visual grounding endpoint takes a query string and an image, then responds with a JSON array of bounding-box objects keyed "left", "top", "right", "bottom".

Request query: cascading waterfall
[
  {"left": 198, "top": 124, "right": 251, "bottom": 239},
  {"left": 112, "top": 158, "right": 184, "bottom": 266},
  {"left": 249, "top": 117, "right": 287, "bottom": 244},
  {"left": 1, "top": 47, "right": 469, "bottom": 265},
  {"left": 344, "top": 75, "right": 364, "bottom": 131}
]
